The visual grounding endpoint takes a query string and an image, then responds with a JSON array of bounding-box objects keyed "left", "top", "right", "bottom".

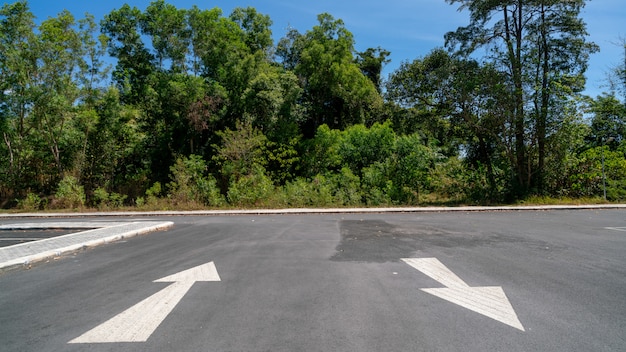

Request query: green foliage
[
  {"left": 279, "top": 168, "right": 361, "bottom": 207},
  {"left": 262, "top": 138, "right": 300, "bottom": 184},
  {"left": 445, "top": 0, "right": 599, "bottom": 195},
  {"left": 587, "top": 93, "right": 626, "bottom": 146},
  {"left": 227, "top": 165, "right": 274, "bottom": 207},
  {"left": 339, "top": 121, "right": 395, "bottom": 175},
  {"left": 301, "top": 124, "right": 343, "bottom": 176},
  {"left": 92, "top": 187, "right": 127, "bottom": 209},
  {"left": 0, "top": 2, "right": 614, "bottom": 209},
  {"left": 168, "top": 154, "right": 224, "bottom": 206},
  {"left": 428, "top": 157, "right": 469, "bottom": 203},
  {"left": 356, "top": 47, "right": 390, "bottom": 93},
  {"left": 54, "top": 176, "right": 86, "bottom": 209},
  {"left": 564, "top": 145, "right": 626, "bottom": 200},
  {"left": 145, "top": 181, "right": 162, "bottom": 205},
  {"left": 328, "top": 167, "right": 362, "bottom": 206},
  {"left": 290, "top": 13, "right": 382, "bottom": 134},
  {"left": 214, "top": 121, "right": 268, "bottom": 183},
  {"left": 17, "top": 192, "right": 43, "bottom": 211}
]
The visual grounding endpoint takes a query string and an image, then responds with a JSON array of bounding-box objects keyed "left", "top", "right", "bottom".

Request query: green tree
[
  {"left": 35, "top": 10, "right": 88, "bottom": 175},
  {"left": 287, "top": 13, "right": 382, "bottom": 135},
  {"left": 386, "top": 49, "right": 513, "bottom": 198},
  {"left": 77, "top": 14, "right": 109, "bottom": 106},
  {"left": 0, "top": 1, "right": 39, "bottom": 198},
  {"left": 339, "top": 121, "right": 395, "bottom": 176},
  {"left": 587, "top": 93, "right": 626, "bottom": 147},
  {"left": 141, "top": 0, "right": 189, "bottom": 72},
  {"left": 187, "top": 6, "right": 222, "bottom": 76},
  {"left": 101, "top": 4, "right": 155, "bottom": 105},
  {"left": 213, "top": 121, "right": 268, "bottom": 186},
  {"left": 445, "top": 0, "right": 598, "bottom": 196},
  {"left": 356, "top": 46, "right": 390, "bottom": 94},
  {"left": 229, "top": 7, "right": 273, "bottom": 56}
]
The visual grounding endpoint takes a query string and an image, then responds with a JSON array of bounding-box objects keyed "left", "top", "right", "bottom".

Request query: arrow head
[
  {"left": 154, "top": 261, "right": 221, "bottom": 283},
  {"left": 422, "top": 286, "right": 525, "bottom": 331}
]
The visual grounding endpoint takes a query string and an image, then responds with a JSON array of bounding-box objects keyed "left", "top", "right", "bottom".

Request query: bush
[
  {"left": 278, "top": 168, "right": 362, "bottom": 207},
  {"left": 339, "top": 122, "right": 395, "bottom": 175},
  {"left": 18, "top": 192, "right": 43, "bottom": 211},
  {"left": 168, "top": 155, "right": 225, "bottom": 207},
  {"left": 327, "top": 167, "right": 362, "bottom": 206},
  {"left": 227, "top": 165, "right": 274, "bottom": 207},
  {"left": 361, "top": 162, "right": 393, "bottom": 205},
  {"left": 93, "top": 187, "right": 127, "bottom": 209},
  {"left": 54, "top": 176, "right": 86, "bottom": 209},
  {"left": 145, "top": 182, "right": 163, "bottom": 207}
]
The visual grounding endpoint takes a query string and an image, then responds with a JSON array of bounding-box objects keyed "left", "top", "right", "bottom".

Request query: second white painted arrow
[
  {"left": 69, "top": 261, "right": 221, "bottom": 343},
  {"left": 402, "top": 258, "right": 525, "bottom": 331}
]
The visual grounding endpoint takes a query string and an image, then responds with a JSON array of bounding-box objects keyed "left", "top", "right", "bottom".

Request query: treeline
[{"left": 1, "top": 0, "right": 625, "bottom": 210}]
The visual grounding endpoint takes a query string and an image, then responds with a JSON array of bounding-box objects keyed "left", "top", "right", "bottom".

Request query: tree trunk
[{"left": 537, "top": 3, "right": 550, "bottom": 194}]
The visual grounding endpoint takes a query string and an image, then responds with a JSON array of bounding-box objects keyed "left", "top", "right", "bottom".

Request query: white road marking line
[
  {"left": 402, "top": 257, "right": 525, "bottom": 331},
  {"left": 69, "top": 261, "right": 221, "bottom": 344}
]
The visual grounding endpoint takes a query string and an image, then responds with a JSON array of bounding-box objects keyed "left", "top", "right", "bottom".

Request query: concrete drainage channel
[{"left": 0, "top": 221, "right": 174, "bottom": 272}]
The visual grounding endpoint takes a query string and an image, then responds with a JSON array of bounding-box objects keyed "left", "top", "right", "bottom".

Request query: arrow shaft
[
  {"left": 402, "top": 258, "right": 469, "bottom": 289},
  {"left": 69, "top": 280, "right": 195, "bottom": 343}
]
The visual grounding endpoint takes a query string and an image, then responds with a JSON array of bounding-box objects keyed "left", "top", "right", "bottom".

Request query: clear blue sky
[{"left": 14, "top": 0, "right": 626, "bottom": 98}]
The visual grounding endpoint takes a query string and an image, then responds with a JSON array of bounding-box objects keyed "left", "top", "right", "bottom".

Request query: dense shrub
[
  {"left": 168, "top": 155, "right": 225, "bottom": 207},
  {"left": 18, "top": 192, "right": 43, "bottom": 211},
  {"left": 92, "top": 187, "right": 127, "bottom": 209},
  {"left": 54, "top": 176, "right": 86, "bottom": 209},
  {"left": 227, "top": 165, "right": 274, "bottom": 207}
]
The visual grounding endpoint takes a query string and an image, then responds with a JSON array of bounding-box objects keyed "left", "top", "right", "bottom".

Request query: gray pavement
[
  {"left": 0, "top": 204, "right": 624, "bottom": 272},
  {"left": 0, "top": 209, "right": 624, "bottom": 352}
]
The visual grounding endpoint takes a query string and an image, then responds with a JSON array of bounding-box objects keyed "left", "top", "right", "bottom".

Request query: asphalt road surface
[{"left": 0, "top": 209, "right": 624, "bottom": 352}]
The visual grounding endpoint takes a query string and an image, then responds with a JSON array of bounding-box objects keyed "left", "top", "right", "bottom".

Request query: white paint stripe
[
  {"left": 69, "top": 281, "right": 195, "bottom": 343},
  {"left": 68, "top": 261, "right": 220, "bottom": 344},
  {"left": 402, "top": 257, "right": 525, "bottom": 331},
  {"left": 605, "top": 227, "right": 626, "bottom": 232},
  {"left": 402, "top": 258, "right": 469, "bottom": 289},
  {"left": 422, "top": 287, "right": 525, "bottom": 331},
  {"left": 155, "top": 261, "right": 221, "bottom": 282}
]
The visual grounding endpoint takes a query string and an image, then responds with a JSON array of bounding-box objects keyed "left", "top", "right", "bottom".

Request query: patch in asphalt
[{"left": 330, "top": 219, "right": 561, "bottom": 262}]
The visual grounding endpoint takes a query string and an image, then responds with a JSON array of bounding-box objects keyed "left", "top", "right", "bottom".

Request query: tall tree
[
  {"left": 35, "top": 10, "right": 86, "bottom": 174},
  {"left": 0, "top": 0, "right": 38, "bottom": 197},
  {"left": 287, "top": 13, "right": 382, "bottom": 135},
  {"left": 386, "top": 49, "right": 513, "bottom": 198},
  {"left": 229, "top": 7, "right": 273, "bottom": 56},
  {"left": 445, "top": 0, "right": 597, "bottom": 195},
  {"left": 141, "top": 0, "right": 189, "bottom": 72},
  {"left": 356, "top": 46, "right": 390, "bottom": 93},
  {"left": 101, "top": 4, "right": 155, "bottom": 105},
  {"left": 527, "top": 0, "right": 598, "bottom": 192}
]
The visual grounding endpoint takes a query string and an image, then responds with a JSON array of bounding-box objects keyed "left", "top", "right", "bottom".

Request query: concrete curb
[
  {"left": 0, "top": 221, "right": 173, "bottom": 272},
  {"left": 0, "top": 204, "right": 625, "bottom": 218}
]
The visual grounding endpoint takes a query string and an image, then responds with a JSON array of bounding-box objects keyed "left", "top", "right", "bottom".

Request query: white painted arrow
[
  {"left": 69, "top": 261, "right": 221, "bottom": 344},
  {"left": 402, "top": 258, "right": 524, "bottom": 331}
]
